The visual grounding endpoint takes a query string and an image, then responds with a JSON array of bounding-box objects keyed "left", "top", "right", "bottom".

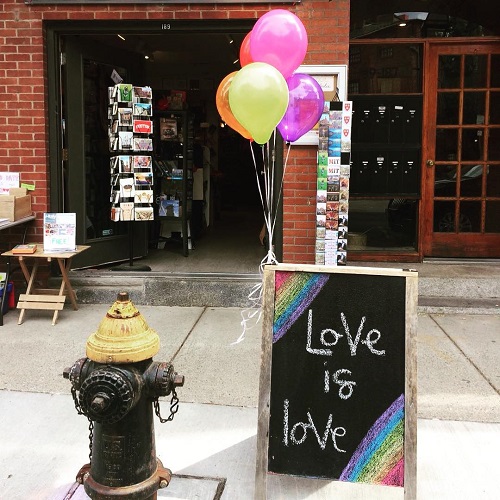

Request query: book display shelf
[{"left": 153, "top": 109, "right": 194, "bottom": 257}]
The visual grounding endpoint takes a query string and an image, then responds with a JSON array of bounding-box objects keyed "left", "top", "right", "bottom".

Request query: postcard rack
[
  {"left": 107, "top": 84, "right": 155, "bottom": 270},
  {"left": 108, "top": 84, "right": 155, "bottom": 223}
]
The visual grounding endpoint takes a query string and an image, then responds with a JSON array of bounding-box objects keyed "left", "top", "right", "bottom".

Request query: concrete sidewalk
[{"left": 0, "top": 303, "right": 499, "bottom": 499}]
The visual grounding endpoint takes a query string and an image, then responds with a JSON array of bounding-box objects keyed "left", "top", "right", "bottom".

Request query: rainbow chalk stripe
[
  {"left": 273, "top": 271, "right": 330, "bottom": 343},
  {"left": 340, "top": 394, "right": 405, "bottom": 486}
]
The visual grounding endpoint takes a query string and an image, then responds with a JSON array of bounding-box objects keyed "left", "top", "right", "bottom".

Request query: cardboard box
[
  {"left": 9, "top": 187, "right": 27, "bottom": 196},
  {"left": 0, "top": 194, "right": 32, "bottom": 221}
]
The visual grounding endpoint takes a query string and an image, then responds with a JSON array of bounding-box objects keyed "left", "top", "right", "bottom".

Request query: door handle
[{"left": 426, "top": 159, "right": 435, "bottom": 167}]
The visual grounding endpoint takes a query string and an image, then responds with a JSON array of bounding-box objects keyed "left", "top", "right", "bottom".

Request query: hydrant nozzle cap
[
  {"left": 117, "top": 291, "right": 129, "bottom": 302},
  {"left": 86, "top": 292, "right": 160, "bottom": 364}
]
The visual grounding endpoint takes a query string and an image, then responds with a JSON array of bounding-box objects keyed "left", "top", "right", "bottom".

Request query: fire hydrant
[{"left": 63, "top": 292, "right": 184, "bottom": 500}]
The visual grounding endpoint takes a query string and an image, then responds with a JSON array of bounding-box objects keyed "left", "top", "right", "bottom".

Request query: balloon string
[
  {"left": 271, "top": 141, "right": 291, "bottom": 237},
  {"left": 237, "top": 133, "right": 290, "bottom": 343}
]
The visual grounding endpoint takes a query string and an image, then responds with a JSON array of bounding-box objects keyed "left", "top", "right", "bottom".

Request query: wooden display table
[{"left": 1, "top": 245, "right": 89, "bottom": 325}]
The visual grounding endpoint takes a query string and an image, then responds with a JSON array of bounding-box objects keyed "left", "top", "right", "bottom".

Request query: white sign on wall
[
  {"left": 0, "top": 172, "right": 20, "bottom": 195},
  {"left": 292, "top": 65, "right": 348, "bottom": 146}
]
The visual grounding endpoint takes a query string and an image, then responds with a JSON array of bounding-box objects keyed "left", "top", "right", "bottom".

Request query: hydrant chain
[{"left": 153, "top": 388, "right": 180, "bottom": 424}]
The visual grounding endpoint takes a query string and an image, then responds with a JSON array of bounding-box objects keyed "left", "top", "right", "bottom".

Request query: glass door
[
  {"left": 421, "top": 42, "right": 500, "bottom": 257},
  {"left": 62, "top": 36, "right": 148, "bottom": 268}
]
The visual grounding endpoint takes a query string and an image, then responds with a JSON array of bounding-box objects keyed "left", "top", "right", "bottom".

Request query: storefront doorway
[
  {"left": 47, "top": 21, "right": 274, "bottom": 271},
  {"left": 421, "top": 42, "right": 500, "bottom": 257}
]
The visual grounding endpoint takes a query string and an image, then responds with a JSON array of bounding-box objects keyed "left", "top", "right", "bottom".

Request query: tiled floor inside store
[{"left": 99, "top": 207, "right": 268, "bottom": 275}]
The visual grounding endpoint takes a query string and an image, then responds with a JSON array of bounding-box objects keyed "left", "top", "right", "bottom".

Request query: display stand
[
  {"left": 315, "top": 100, "right": 352, "bottom": 266},
  {"left": 108, "top": 84, "right": 155, "bottom": 271}
]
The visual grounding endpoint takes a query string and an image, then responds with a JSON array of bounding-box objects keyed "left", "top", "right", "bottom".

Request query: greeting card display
[
  {"left": 108, "top": 84, "right": 154, "bottom": 222},
  {"left": 315, "top": 101, "right": 352, "bottom": 266}
]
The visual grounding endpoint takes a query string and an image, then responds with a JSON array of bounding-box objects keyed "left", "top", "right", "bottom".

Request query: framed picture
[{"left": 292, "top": 65, "right": 348, "bottom": 146}]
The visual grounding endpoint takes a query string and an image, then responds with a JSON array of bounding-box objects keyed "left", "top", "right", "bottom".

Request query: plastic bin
[{"left": 0, "top": 281, "right": 13, "bottom": 315}]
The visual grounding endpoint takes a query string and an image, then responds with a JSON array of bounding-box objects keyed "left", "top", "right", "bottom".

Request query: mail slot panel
[
  {"left": 349, "top": 150, "right": 371, "bottom": 195},
  {"left": 350, "top": 150, "right": 389, "bottom": 195},
  {"left": 370, "top": 153, "right": 389, "bottom": 193},
  {"left": 401, "top": 149, "right": 420, "bottom": 194},
  {"left": 390, "top": 102, "right": 421, "bottom": 144},
  {"left": 387, "top": 150, "right": 421, "bottom": 195},
  {"left": 387, "top": 155, "right": 404, "bottom": 193},
  {"left": 351, "top": 96, "right": 422, "bottom": 145},
  {"left": 352, "top": 102, "right": 390, "bottom": 143},
  {"left": 352, "top": 106, "right": 375, "bottom": 143}
]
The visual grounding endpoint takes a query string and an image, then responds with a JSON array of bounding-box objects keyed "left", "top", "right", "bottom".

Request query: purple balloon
[{"left": 277, "top": 73, "right": 325, "bottom": 143}]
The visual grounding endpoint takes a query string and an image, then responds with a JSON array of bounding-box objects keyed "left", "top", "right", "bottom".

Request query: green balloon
[{"left": 228, "top": 62, "right": 289, "bottom": 144}]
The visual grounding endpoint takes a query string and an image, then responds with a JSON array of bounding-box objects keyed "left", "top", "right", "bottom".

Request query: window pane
[
  {"left": 464, "top": 55, "right": 487, "bottom": 88},
  {"left": 461, "top": 129, "right": 484, "bottom": 161},
  {"left": 489, "top": 92, "right": 500, "bottom": 125},
  {"left": 437, "top": 92, "right": 459, "bottom": 125},
  {"left": 434, "top": 200, "right": 456, "bottom": 232},
  {"left": 463, "top": 92, "right": 485, "bottom": 125},
  {"left": 349, "top": 199, "right": 417, "bottom": 250},
  {"left": 460, "top": 201, "right": 481, "bottom": 232},
  {"left": 488, "top": 129, "right": 500, "bottom": 161},
  {"left": 438, "top": 55, "right": 460, "bottom": 89},
  {"left": 486, "top": 165, "right": 500, "bottom": 197},
  {"left": 485, "top": 201, "right": 500, "bottom": 232},
  {"left": 491, "top": 55, "right": 500, "bottom": 87},
  {"left": 460, "top": 165, "right": 483, "bottom": 197},
  {"left": 435, "top": 128, "right": 458, "bottom": 161},
  {"left": 435, "top": 164, "right": 457, "bottom": 197},
  {"left": 348, "top": 43, "right": 422, "bottom": 94}
]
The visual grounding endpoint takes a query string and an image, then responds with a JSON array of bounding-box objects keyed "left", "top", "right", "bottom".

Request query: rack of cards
[
  {"left": 108, "top": 84, "right": 154, "bottom": 222},
  {"left": 315, "top": 101, "right": 352, "bottom": 266}
]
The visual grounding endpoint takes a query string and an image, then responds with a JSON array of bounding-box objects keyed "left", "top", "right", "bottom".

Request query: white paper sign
[
  {"left": 0, "top": 172, "right": 20, "bottom": 195},
  {"left": 43, "top": 213, "right": 76, "bottom": 252}
]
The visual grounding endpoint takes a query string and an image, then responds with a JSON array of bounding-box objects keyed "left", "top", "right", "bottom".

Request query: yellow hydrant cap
[{"left": 86, "top": 292, "right": 160, "bottom": 364}]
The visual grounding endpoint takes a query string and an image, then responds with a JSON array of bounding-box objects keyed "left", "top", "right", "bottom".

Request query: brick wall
[{"left": 0, "top": 0, "right": 349, "bottom": 266}]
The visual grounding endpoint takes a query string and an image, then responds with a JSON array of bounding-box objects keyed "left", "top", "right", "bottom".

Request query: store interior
[{"left": 73, "top": 30, "right": 273, "bottom": 273}]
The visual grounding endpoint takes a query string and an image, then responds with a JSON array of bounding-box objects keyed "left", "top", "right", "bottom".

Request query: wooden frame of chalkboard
[{"left": 255, "top": 263, "right": 417, "bottom": 499}]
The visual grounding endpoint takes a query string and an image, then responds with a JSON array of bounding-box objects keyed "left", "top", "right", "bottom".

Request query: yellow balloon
[
  {"left": 228, "top": 62, "right": 289, "bottom": 144},
  {"left": 216, "top": 72, "right": 252, "bottom": 140}
]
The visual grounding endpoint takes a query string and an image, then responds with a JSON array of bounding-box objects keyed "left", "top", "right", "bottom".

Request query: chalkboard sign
[{"left": 255, "top": 263, "right": 417, "bottom": 499}]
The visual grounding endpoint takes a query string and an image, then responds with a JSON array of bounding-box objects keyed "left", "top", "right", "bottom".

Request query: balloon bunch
[
  {"left": 219, "top": 10, "right": 325, "bottom": 342},
  {"left": 216, "top": 9, "right": 324, "bottom": 145}
]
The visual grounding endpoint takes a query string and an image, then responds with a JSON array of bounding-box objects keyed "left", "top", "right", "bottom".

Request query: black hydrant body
[{"left": 64, "top": 292, "right": 184, "bottom": 500}]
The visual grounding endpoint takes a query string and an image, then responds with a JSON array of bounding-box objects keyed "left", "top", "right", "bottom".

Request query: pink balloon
[
  {"left": 250, "top": 9, "right": 308, "bottom": 80},
  {"left": 239, "top": 31, "right": 254, "bottom": 67},
  {"left": 277, "top": 73, "right": 325, "bottom": 143}
]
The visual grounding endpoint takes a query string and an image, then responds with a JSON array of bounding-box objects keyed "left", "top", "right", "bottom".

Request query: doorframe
[{"left": 44, "top": 19, "right": 286, "bottom": 267}]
